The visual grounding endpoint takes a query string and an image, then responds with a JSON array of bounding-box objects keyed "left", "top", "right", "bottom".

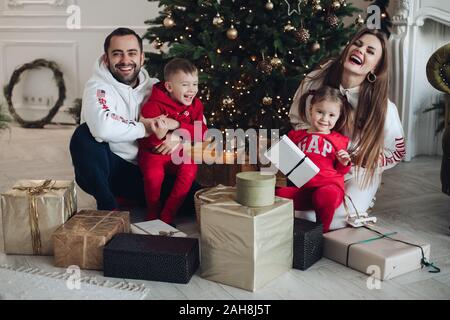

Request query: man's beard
[{"left": 109, "top": 62, "right": 140, "bottom": 86}]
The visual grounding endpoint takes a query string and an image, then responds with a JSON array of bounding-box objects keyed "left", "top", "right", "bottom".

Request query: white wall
[{"left": 0, "top": 0, "right": 160, "bottom": 122}]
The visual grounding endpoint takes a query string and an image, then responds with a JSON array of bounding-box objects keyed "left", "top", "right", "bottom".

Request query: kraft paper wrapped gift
[
  {"left": 131, "top": 219, "right": 187, "bottom": 237},
  {"left": 52, "top": 210, "right": 130, "bottom": 270},
  {"left": 200, "top": 195, "right": 294, "bottom": 291},
  {"left": 1, "top": 179, "right": 77, "bottom": 255},
  {"left": 323, "top": 225, "right": 431, "bottom": 280},
  {"left": 264, "top": 135, "right": 320, "bottom": 188}
]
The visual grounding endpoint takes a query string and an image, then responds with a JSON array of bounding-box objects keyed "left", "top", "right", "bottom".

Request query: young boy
[{"left": 138, "top": 58, "right": 207, "bottom": 225}]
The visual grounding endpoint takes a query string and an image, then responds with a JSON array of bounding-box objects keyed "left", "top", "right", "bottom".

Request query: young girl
[
  {"left": 289, "top": 28, "right": 405, "bottom": 230},
  {"left": 276, "top": 86, "right": 353, "bottom": 232}
]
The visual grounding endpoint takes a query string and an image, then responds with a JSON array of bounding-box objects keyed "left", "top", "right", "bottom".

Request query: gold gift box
[
  {"left": 1, "top": 179, "right": 77, "bottom": 255},
  {"left": 52, "top": 210, "right": 130, "bottom": 270},
  {"left": 323, "top": 225, "right": 431, "bottom": 280},
  {"left": 200, "top": 195, "right": 293, "bottom": 292}
]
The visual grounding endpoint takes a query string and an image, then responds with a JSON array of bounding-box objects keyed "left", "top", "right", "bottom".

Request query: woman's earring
[{"left": 367, "top": 71, "right": 377, "bottom": 83}]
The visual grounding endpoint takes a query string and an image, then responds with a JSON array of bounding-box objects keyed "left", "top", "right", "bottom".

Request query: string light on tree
[
  {"left": 213, "top": 13, "right": 224, "bottom": 27},
  {"left": 284, "top": 21, "right": 295, "bottom": 32},
  {"left": 355, "top": 14, "right": 364, "bottom": 25},
  {"left": 332, "top": 1, "right": 341, "bottom": 10}
]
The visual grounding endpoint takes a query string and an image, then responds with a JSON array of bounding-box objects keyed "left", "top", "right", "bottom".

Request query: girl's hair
[
  {"left": 298, "top": 86, "right": 353, "bottom": 134},
  {"left": 298, "top": 28, "right": 390, "bottom": 186}
]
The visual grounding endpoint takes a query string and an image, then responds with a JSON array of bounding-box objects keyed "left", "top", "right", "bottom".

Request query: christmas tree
[{"left": 144, "top": 0, "right": 360, "bottom": 134}]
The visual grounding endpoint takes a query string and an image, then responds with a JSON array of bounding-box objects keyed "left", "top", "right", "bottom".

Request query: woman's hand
[
  {"left": 336, "top": 149, "right": 351, "bottom": 166},
  {"left": 153, "top": 133, "right": 182, "bottom": 155}
]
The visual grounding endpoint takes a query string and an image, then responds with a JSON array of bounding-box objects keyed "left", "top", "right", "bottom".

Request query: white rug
[{"left": 0, "top": 264, "right": 150, "bottom": 300}]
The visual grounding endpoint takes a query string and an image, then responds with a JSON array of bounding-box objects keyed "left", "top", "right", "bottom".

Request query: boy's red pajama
[
  {"left": 138, "top": 152, "right": 197, "bottom": 224},
  {"left": 276, "top": 185, "right": 344, "bottom": 233}
]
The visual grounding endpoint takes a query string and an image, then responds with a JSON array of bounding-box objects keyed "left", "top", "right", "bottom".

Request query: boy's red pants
[
  {"left": 138, "top": 151, "right": 197, "bottom": 224},
  {"left": 275, "top": 185, "right": 344, "bottom": 233}
]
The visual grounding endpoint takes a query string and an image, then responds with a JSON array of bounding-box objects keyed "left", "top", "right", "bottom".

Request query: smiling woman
[{"left": 286, "top": 27, "right": 405, "bottom": 230}]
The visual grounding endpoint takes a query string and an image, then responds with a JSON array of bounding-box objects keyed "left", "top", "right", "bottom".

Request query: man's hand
[
  {"left": 163, "top": 117, "right": 180, "bottom": 130},
  {"left": 336, "top": 149, "right": 351, "bottom": 166},
  {"left": 140, "top": 115, "right": 168, "bottom": 139},
  {"left": 153, "top": 133, "right": 182, "bottom": 155}
]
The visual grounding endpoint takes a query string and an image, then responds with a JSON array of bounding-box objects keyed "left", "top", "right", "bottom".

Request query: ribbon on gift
[
  {"left": 285, "top": 154, "right": 308, "bottom": 177},
  {"left": 346, "top": 226, "right": 441, "bottom": 274},
  {"left": 13, "top": 179, "right": 72, "bottom": 255},
  {"left": 77, "top": 211, "right": 129, "bottom": 269}
]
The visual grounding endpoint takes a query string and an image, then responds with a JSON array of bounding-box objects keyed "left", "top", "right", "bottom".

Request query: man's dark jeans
[{"left": 69, "top": 123, "right": 199, "bottom": 215}]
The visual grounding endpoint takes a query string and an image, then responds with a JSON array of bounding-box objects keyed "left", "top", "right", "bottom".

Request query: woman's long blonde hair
[{"left": 298, "top": 28, "right": 390, "bottom": 186}]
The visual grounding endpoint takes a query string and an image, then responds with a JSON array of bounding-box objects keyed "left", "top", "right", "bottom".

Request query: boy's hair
[
  {"left": 164, "top": 58, "right": 198, "bottom": 81},
  {"left": 299, "top": 85, "right": 353, "bottom": 134},
  {"left": 104, "top": 28, "right": 143, "bottom": 54}
]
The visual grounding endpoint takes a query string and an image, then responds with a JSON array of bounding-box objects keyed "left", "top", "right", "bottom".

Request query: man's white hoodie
[{"left": 80, "top": 56, "right": 159, "bottom": 164}]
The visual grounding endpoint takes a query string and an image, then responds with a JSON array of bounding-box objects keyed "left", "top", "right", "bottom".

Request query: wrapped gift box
[
  {"left": 52, "top": 210, "right": 130, "bottom": 270},
  {"left": 194, "top": 185, "right": 236, "bottom": 229},
  {"left": 200, "top": 194, "right": 293, "bottom": 292},
  {"left": 293, "top": 218, "right": 323, "bottom": 271},
  {"left": 264, "top": 135, "right": 320, "bottom": 188},
  {"left": 131, "top": 219, "right": 187, "bottom": 237},
  {"left": 1, "top": 179, "right": 77, "bottom": 255},
  {"left": 323, "top": 225, "right": 431, "bottom": 280},
  {"left": 103, "top": 233, "right": 199, "bottom": 284},
  {"left": 188, "top": 142, "right": 258, "bottom": 187}
]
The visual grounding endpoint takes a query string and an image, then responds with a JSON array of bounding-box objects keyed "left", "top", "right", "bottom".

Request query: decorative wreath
[{"left": 3, "top": 59, "right": 66, "bottom": 128}]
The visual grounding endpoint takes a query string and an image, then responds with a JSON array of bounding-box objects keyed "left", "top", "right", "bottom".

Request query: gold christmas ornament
[
  {"left": 310, "top": 41, "right": 321, "bottom": 53},
  {"left": 325, "top": 14, "right": 339, "bottom": 28},
  {"left": 257, "top": 60, "right": 273, "bottom": 74},
  {"left": 262, "top": 96, "right": 273, "bottom": 106},
  {"left": 265, "top": 0, "right": 274, "bottom": 10},
  {"left": 294, "top": 28, "right": 310, "bottom": 43},
  {"left": 284, "top": 21, "right": 295, "bottom": 32},
  {"left": 163, "top": 16, "right": 175, "bottom": 28},
  {"left": 226, "top": 25, "right": 238, "bottom": 40},
  {"left": 332, "top": 1, "right": 341, "bottom": 9},
  {"left": 270, "top": 55, "right": 283, "bottom": 68},
  {"left": 213, "top": 13, "right": 224, "bottom": 27}
]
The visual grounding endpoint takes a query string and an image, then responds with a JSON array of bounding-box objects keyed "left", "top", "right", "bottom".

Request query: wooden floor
[{"left": 0, "top": 124, "right": 449, "bottom": 300}]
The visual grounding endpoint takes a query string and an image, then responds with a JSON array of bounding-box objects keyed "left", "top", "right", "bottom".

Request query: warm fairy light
[{"left": 217, "top": 48, "right": 221, "bottom": 53}]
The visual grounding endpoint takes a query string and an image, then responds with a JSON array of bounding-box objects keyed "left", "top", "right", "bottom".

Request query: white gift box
[
  {"left": 131, "top": 219, "right": 187, "bottom": 237},
  {"left": 264, "top": 135, "right": 320, "bottom": 188}
]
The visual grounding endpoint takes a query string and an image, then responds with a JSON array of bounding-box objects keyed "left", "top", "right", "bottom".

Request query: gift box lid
[
  {"left": 236, "top": 171, "right": 276, "bottom": 187},
  {"left": 105, "top": 233, "right": 198, "bottom": 256},
  {"left": 131, "top": 219, "right": 187, "bottom": 237}
]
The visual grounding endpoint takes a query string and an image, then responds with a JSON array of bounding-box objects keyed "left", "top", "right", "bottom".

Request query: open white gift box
[{"left": 264, "top": 135, "right": 320, "bottom": 187}]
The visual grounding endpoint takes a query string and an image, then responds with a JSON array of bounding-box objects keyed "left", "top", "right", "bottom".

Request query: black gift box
[
  {"left": 293, "top": 218, "right": 323, "bottom": 270},
  {"left": 103, "top": 233, "right": 199, "bottom": 284}
]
